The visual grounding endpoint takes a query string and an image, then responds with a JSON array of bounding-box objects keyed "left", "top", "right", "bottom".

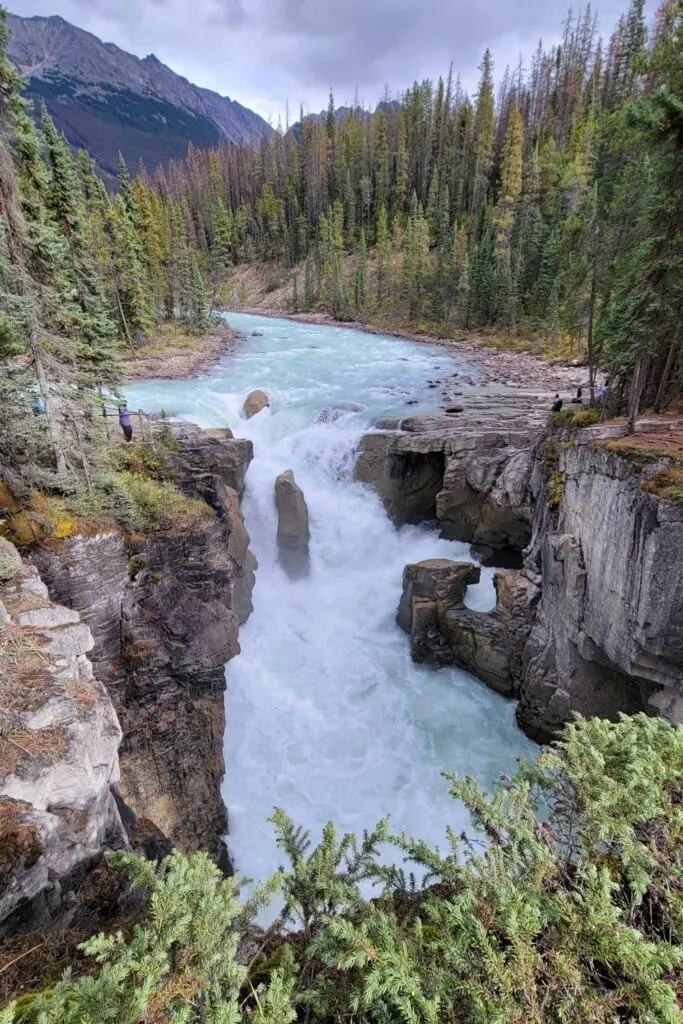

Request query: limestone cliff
[
  {"left": 31, "top": 425, "right": 256, "bottom": 866},
  {"left": 0, "top": 539, "right": 126, "bottom": 935},
  {"left": 362, "top": 401, "right": 683, "bottom": 740},
  {"left": 356, "top": 393, "right": 545, "bottom": 561},
  {"left": 518, "top": 436, "right": 683, "bottom": 739}
]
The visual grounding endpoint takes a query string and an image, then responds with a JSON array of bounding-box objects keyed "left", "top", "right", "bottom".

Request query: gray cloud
[{"left": 17, "top": 0, "right": 631, "bottom": 122}]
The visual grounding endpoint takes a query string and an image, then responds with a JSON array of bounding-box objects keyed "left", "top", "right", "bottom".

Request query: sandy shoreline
[{"left": 223, "top": 307, "right": 589, "bottom": 393}]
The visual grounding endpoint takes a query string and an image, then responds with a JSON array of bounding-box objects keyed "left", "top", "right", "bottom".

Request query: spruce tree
[
  {"left": 41, "top": 107, "right": 119, "bottom": 387},
  {"left": 354, "top": 227, "right": 368, "bottom": 316}
]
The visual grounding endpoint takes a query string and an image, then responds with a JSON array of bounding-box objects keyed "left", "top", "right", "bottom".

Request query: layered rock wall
[
  {"left": 356, "top": 396, "right": 544, "bottom": 559},
  {"left": 31, "top": 426, "right": 256, "bottom": 864},
  {"left": 518, "top": 439, "right": 683, "bottom": 739},
  {"left": 0, "top": 540, "right": 126, "bottom": 934},
  {"left": 363, "top": 400, "right": 683, "bottom": 740}
]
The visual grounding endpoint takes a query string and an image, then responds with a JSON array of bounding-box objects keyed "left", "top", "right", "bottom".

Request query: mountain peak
[{"left": 7, "top": 12, "right": 272, "bottom": 183}]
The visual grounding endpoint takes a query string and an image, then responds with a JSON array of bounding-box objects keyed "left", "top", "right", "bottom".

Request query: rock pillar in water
[
  {"left": 243, "top": 389, "right": 269, "bottom": 418},
  {"left": 397, "top": 559, "right": 480, "bottom": 665},
  {"left": 275, "top": 470, "right": 310, "bottom": 578}
]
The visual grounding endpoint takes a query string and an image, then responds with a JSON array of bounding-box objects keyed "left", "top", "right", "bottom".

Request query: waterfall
[{"left": 126, "top": 312, "right": 535, "bottom": 885}]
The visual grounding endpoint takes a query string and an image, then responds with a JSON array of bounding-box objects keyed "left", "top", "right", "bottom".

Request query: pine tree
[
  {"left": 449, "top": 223, "right": 470, "bottom": 327},
  {"left": 41, "top": 107, "right": 119, "bottom": 387},
  {"left": 492, "top": 104, "right": 523, "bottom": 260},
  {"left": 470, "top": 49, "right": 495, "bottom": 219},
  {"left": 304, "top": 251, "right": 316, "bottom": 311},
  {"left": 354, "top": 227, "right": 368, "bottom": 316}
]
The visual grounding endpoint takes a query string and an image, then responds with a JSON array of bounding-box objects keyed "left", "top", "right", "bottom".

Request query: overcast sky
[{"left": 17, "top": 0, "right": 632, "bottom": 124}]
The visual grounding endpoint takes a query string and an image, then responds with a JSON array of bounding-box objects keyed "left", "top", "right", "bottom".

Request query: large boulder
[
  {"left": 275, "top": 470, "right": 310, "bottom": 578},
  {"left": 397, "top": 559, "right": 539, "bottom": 698},
  {"left": 397, "top": 559, "right": 479, "bottom": 634},
  {"left": 397, "top": 560, "right": 481, "bottom": 668},
  {"left": 243, "top": 389, "right": 269, "bottom": 418}
]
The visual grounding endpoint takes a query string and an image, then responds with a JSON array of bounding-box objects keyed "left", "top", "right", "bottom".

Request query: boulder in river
[
  {"left": 252, "top": 330, "right": 264, "bottom": 337},
  {"left": 397, "top": 558, "right": 517, "bottom": 693},
  {"left": 275, "top": 470, "right": 310, "bottom": 578},
  {"left": 313, "top": 402, "right": 366, "bottom": 424},
  {"left": 243, "top": 389, "right": 269, "bottom": 418}
]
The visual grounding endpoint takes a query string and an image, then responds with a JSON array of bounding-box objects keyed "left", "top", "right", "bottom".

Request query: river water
[{"left": 126, "top": 313, "right": 535, "bottom": 884}]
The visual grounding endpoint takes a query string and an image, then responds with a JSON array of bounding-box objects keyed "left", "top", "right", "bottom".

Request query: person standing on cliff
[{"left": 118, "top": 403, "right": 133, "bottom": 442}]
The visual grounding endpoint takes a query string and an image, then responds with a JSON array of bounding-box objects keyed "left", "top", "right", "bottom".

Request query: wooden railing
[{"left": 101, "top": 408, "right": 157, "bottom": 447}]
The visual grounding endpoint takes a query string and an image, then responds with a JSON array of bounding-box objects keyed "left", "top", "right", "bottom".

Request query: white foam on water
[{"left": 126, "top": 313, "right": 536, "bottom": 888}]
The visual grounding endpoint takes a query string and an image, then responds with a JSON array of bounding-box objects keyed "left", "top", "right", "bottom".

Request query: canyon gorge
[{"left": 1, "top": 313, "right": 682, "bottom": 933}]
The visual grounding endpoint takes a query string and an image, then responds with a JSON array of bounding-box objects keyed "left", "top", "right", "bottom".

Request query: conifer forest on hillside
[
  {"left": 1, "top": 0, "right": 683, "bottom": 1019},
  {"left": 2, "top": 0, "right": 682, "bottom": 469}
]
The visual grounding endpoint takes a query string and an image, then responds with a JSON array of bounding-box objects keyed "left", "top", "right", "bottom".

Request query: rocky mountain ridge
[{"left": 8, "top": 12, "right": 272, "bottom": 182}]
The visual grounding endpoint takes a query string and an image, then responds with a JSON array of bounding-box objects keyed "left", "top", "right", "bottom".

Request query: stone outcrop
[
  {"left": 31, "top": 426, "right": 256, "bottom": 866},
  {"left": 356, "top": 393, "right": 545, "bottom": 558},
  {"left": 275, "top": 470, "right": 310, "bottom": 578},
  {"left": 380, "top": 399, "right": 683, "bottom": 742},
  {"left": 397, "top": 559, "right": 537, "bottom": 697},
  {"left": 0, "top": 543, "right": 127, "bottom": 934},
  {"left": 517, "top": 438, "right": 683, "bottom": 740},
  {"left": 243, "top": 389, "right": 269, "bottom": 418}
]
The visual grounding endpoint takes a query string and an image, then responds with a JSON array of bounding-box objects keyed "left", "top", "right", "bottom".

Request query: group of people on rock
[{"left": 551, "top": 380, "right": 609, "bottom": 412}]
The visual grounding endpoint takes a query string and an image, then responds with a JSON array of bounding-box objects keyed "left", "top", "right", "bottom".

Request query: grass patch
[
  {"left": 0, "top": 798, "right": 43, "bottom": 879},
  {"left": 641, "top": 466, "right": 683, "bottom": 501},
  {"left": 122, "top": 323, "right": 204, "bottom": 361},
  {"left": 2, "top": 424, "right": 211, "bottom": 544},
  {"left": 551, "top": 406, "right": 604, "bottom": 427},
  {"left": 105, "top": 426, "right": 179, "bottom": 483},
  {"left": 67, "top": 472, "right": 213, "bottom": 535},
  {"left": 603, "top": 437, "right": 683, "bottom": 501},
  {"left": 547, "top": 470, "right": 565, "bottom": 511},
  {"left": 605, "top": 441, "right": 679, "bottom": 464}
]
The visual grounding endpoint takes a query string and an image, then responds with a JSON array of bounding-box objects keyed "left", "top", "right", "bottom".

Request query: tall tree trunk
[
  {"left": 29, "top": 330, "right": 68, "bottom": 476},
  {"left": 587, "top": 270, "right": 597, "bottom": 404},
  {"left": 627, "top": 353, "right": 648, "bottom": 436},
  {"left": 654, "top": 326, "right": 679, "bottom": 412}
]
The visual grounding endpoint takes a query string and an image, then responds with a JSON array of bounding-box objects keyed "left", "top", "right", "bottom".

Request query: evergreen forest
[
  {"left": 1, "top": 0, "right": 682, "bottom": 463},
  {"left": 1, "top": 3, "right": 683, "bottom": 1019}
]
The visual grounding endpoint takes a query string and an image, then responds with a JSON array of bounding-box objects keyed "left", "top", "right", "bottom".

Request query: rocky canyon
[
  {"left": 358, "top": 395, "right": 683, "bottom": 741},
  {"left": 0, "top": 425, "right": 257, "bottom": 931}
]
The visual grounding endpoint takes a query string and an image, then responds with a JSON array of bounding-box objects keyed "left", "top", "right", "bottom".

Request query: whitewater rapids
[{"left": 126, "top": 312, "right": 535, "bottom": 884}]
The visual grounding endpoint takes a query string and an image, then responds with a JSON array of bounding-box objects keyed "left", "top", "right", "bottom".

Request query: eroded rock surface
[
  {"left": 0, "top": 544, "right": 126, "bottom": 934},
  {"left": 382, "top": 399, "right": 683, "bottom": 740},
  {"left": 518, "top": 439, "right": 683, "bottom": 740},
  {"left": 397, "top": 559, "right": 536, "bottom": 696},
  {"left": 31, "top": 426, "right": 256, "bottom": 864},
  {"left": 356, "top": 393, "right": 544, "bottom": 554},
  {"left": 243, "top": 389, "right": 269, "bottom": 418},
  {"left": 275, "top": 470, "right": 310, "bottom": 578}
]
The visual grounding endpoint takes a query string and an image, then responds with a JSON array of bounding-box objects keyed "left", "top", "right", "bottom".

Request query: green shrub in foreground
[{"left": 4, "top": 714, "right": 682, "bottom": 1023}]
